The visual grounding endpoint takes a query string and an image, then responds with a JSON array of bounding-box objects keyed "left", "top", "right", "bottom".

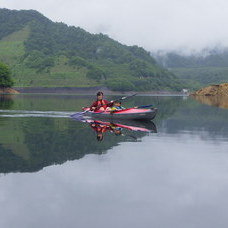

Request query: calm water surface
[{"left": 0, "top": 94, "right": 228, "bottom": 228}]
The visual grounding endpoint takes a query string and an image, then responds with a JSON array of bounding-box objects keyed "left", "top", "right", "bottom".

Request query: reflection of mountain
[
  {"left": 0, "top": 94, "right": 226, "bottom": 175},
  {"left": 0, "top": 117, "right": 151, "bottom": 174},
  {"left": 193, "top": 95, "right": 228, "bottom": 109},
  {"left": 160, "top": 98, "right": 228, "bottom": 139},
  {"left": 0, "top": 95, "right": 189, "bottom": 174},
  {"left": 0, "top": 95, "right": 14, "bottom": 109}
]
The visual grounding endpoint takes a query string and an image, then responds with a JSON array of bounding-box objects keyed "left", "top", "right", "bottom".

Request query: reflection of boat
[
  {"left": 73, "top": 118, "right": 157, "bottom": 142},
  {"left": 73, "top": 115, "right": 157, "bottom": 133},
  {"left": 82, "top": 107, "right": 158, "bottom": 120},
  {"left": 82, "top": 119, "right": 157, "bottom": 133}
]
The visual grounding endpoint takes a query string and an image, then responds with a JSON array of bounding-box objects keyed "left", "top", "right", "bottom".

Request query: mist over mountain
[
  {"left": 152, "top": 47, "right": 228, "bottom": 68},
  {"left": 0, "top": 8, "right": 183, "bottom": 91},
  {"left": 151, "top": 47, "right": 228, "bottom": 89},
  {"left": 3, "top": 0, "right": 228, "bottom": 53}
]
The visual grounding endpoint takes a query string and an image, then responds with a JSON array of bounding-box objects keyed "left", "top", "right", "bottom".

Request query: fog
[{"left": 1, "top": 0, "right": 228, "bottom": 53}]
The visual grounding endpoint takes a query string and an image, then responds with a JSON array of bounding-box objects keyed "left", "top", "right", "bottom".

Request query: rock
[
  {"left": 191, "top": 83, "right": 228, "bottom": 109},
  {"left": 0, "top": 88, "right": 19, "bottom": 94},
  {"left": 191, "top": 83, "right": 228, "bottom": 96}
]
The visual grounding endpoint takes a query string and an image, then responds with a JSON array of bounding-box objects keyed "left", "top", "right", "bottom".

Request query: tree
[
  {"left": 0, "top": 62, "right": 14, "bottom": 88},
  {"left": 87, "top": 68, "right": 106, "bottom": 81},
  {"left": 106, "top": 78, "right": 135, "bottom": 91}
]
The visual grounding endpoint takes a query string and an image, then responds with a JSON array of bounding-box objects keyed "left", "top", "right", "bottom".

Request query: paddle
[
  {"left": 135, "top": 104, "right": 153, "bottom": 109},
  {"left": 71, "top": 93, "right": 137, "bottom": 118},
  {"left": 114, "top": 93, "right": 137, "bottom": 103}
]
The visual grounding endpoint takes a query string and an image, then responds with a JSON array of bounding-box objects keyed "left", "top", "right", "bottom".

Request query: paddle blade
[
  {"left": 70, "top": 112, "right": 84, "bottom": 118},
  {"left": 120, "top": 93, "right": 137, "bottom": 101},
  {"left": 137, "top": 104, "right": 153, "bottom": 109}
]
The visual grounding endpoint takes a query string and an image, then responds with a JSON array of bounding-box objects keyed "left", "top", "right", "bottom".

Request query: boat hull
[{"left": 84, "top": 108, "right": 157, "bottom": 120}]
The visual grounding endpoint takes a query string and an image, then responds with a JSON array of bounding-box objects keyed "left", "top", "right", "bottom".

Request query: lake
[{"left": 0, "top": 94, "right": 228, "bottom": 228}]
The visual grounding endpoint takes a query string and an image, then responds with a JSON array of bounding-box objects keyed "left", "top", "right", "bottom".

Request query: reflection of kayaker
[
  {"left": 88, "top": 120, "right": 124, "bottom": 141},
  {"left": 89, "top": 121, "right": 124, "bottom": 140},
  {"left": 72, "top": 117, "right": 157, "bottom": 141},
  {"left": 109, "top": 123, "right": 123, "bottom": 136},
  {"left": 86, "top": 119, "right": 156, "bottom": 133},
  {"left": 89, "top": 121, "right": 109, "bottom": 141}
]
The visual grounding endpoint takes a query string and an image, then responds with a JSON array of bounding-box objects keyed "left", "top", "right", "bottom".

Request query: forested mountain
[
  {"left": 0, "top": 8, "right": 183, "bottom": 91},
  {"left": 153, "top": 49, "right": 228, "bottom": 89}
]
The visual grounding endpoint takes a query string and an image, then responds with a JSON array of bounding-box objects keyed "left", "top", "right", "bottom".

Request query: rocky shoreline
[
  {"left": 0, "top": 88, "right": 19, "bottom": 94},
  {"left": 191, "top": 83, "right": 228, "bottom": 96},
  {"left": 191, "top": 83, "right": 228, "bottom": 109}
]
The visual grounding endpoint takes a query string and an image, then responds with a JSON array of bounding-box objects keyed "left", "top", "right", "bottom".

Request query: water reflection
[
  {"left": 0, "top": 95, "right": 227, "bottom": 175},
  {"left": 0, "top": 116, "right": 155, "bottom": 174},
  {"left": 159, "top": 98, "right": 228, "bottom": 141},
  {"left": 192, "top": 95, "right": 228, "bottom": 109},
  {"left": 74, "top": 118, "right": 157, "bottom": 142},
  {"left": 1, "top": 95, "right": 228, "bottom": 228},
  {"left": 0, "top": 94, "right": 14, "bottom": 109}
]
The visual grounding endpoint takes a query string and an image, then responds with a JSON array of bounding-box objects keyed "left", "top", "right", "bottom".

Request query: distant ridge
[
  {"left": 153, "top": 48, "right": 228, "bottom": 68},
  {"left": 152, "top": 49, "right": 228, "bottom": 90}
]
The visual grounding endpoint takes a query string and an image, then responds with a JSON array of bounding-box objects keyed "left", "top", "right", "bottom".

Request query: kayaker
[
  {"left": 90, "top": 91, "right": 111, "bottom": 111},
  {"left": 110, "top": 101, "right": 125, "bottom": 112}
]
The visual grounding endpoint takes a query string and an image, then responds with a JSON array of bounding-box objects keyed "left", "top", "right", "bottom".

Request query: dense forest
[
  {"left": 153, "top": 49, "right": 228, "bottom": 89},
  {"left": 0, "top": 8, "right": 183, "bottom": 91}
]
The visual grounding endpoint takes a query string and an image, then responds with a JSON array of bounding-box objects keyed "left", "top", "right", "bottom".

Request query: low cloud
[{"left": 2, "top": 0, "right": 228, "bottom": 53}]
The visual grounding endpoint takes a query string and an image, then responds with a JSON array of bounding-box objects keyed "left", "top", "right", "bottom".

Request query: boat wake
[{"left": 0, "top": 110, "right": 74, "bottom": 118}]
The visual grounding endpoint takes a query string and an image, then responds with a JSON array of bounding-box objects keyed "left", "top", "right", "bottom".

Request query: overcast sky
[{"left": 1, "top": 0, "right": 228, "bottom": 53}]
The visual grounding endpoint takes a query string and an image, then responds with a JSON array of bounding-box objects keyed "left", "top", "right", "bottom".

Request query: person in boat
[
  {"left": 90, "top": 91, "right": 111, "bottom": 111},
  {"left": 110, "top": 101, "right": 125, "bottom": 112}
]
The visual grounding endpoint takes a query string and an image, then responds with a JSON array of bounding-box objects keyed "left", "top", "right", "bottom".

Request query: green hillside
[
  {"left": 0, "top": 8, "right": 183, "bottom": 91},
  {"left": 153, "top": 50, "right": 228, "bottom": 89}
]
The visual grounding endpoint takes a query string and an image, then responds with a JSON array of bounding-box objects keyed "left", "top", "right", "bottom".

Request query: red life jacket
[
  {"left": 90, "top": 99, "right": 109, "bottom": 111},
  {"left": 94, "top": 100, "right": 107, "bottom": 111}
]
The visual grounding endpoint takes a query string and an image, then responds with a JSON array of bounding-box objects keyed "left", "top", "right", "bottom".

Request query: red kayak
[{"left": 82, "top": 107, "right": 157, "bottom": 120}]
